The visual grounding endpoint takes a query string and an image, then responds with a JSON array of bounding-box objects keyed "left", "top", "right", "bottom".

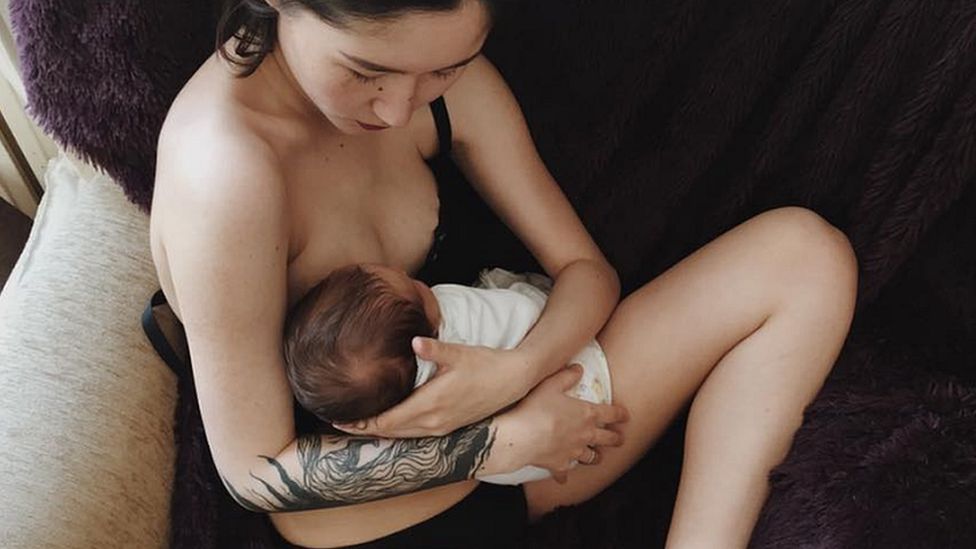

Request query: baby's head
[{"left": 284, "top": 264, "right": 440, "bottom": 423}]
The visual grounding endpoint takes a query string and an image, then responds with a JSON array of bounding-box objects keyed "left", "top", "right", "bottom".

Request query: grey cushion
[{"left": 0, "top": 156, "right": 175, "bottom": 548}]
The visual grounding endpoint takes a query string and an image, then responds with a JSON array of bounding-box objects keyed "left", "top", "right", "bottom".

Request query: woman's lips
[{"left": 357, "top": 121, "right": 390, "bottom": 131}]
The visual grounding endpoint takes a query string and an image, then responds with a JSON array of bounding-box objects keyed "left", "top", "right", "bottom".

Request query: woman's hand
[
  {"left": 487, "top": 365, "right": 629, "bottom": 483},
  {"left": 333, "top": 337, "right": 535, "bottom": 438}
]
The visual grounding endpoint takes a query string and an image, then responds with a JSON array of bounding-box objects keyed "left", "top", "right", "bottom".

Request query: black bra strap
[
  {"left": 430, "top": 96, "right": 453, "bottom": 157},
  {"left": 141, "top": 289, "right": 189, "bottom": 379}
]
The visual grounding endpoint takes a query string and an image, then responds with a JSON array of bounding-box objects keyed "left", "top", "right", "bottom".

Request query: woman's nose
[{"left": 373, "top": 78, "right": 417, "bottom": 128}]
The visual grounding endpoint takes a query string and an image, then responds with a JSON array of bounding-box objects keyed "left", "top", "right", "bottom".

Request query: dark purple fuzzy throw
[
  {"left": 10, "top": 0, "right": 215, "bottom": 210},
  {"left": 12, "top": 0, "right": 976, "bottom": 547}
]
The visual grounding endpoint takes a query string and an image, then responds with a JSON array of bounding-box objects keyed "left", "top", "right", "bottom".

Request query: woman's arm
[
  {"left": 340, "top": 56, "right": 621, "bottom": 438},
  {"left": 154, "top": 131, "right": 512, "bottom": 511},
  {"left": 230, "top": 424, "right": 497, "bottom": 511},
  {"left": 448, "top": 55, "right": 621, "bottom": 386},
  {"left": 234, "top": 368, "right": 623, "bottom": 510}
]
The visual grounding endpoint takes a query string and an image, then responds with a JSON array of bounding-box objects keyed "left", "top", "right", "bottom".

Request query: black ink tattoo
[{"left": 225, "top": 419, "right": 495, "bottom": 512}]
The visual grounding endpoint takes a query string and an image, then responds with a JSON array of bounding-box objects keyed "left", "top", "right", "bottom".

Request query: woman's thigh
[{"left": 522, "top": 206, "right": 857, "bottom": 518}]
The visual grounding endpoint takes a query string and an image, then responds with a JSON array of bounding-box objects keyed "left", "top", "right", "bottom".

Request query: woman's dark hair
[{"left": 217, "top": 0, "right": 498, "bottom": 77}]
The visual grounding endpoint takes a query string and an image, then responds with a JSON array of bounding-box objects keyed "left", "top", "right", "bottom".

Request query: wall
[{"left": 0, "top": 0, "right": 60, "bottom": 218}]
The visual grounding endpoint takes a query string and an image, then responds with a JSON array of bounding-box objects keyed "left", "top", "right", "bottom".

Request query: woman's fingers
[
  {"left": 571, "top": 428, "right": 620, "bottom": 469},
  {"left": 332, "top": 416, "right": 377, "bottom": 435},
  {"left": 540, "top": 363, "right": 584, "bottom": 392},
  {"left": 333, "top": 388, "right": 434, "bottom": 437},
  {"left": 594, "top": 402, "right": 630, "bottom": 426},
  {"left": 577, "top": 447, "right": 601, "bottom": 466},
  {"left": 562, "top": 363, "right": 585, "bottom": 389},
  {"left": 550, "top": 468, "right": 570, "bottom": 484},
  {"left": 411, "top": 336, "right": 435, "bottom": 359},
  {"left": 333, "top": 419, "right": 427, "bottom": 439},
  {"left": 412, "top": 336, "right": 460, "bottom": 367},
  {"left": 589, "top": 427, "right": 624, "bottom": 448}
]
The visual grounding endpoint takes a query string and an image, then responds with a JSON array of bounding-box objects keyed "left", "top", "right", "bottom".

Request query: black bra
[
  {"left": 415, "top": 95, "right": 539, "bottom": 287},
  {"left": 416, "top": 95, "right": 453, "bottom": 282}
]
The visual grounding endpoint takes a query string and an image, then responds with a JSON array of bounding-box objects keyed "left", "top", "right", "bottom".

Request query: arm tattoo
[{"left": 224, "top": 419, "right": 495, "bottom": 512}]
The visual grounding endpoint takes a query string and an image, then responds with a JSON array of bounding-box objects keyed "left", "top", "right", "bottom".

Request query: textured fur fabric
[
  {"left": 11, "top": 0, "right": 976, "bottom": 547},
  {"left": 10, "top": 0, "right": 215, "bottom": 210}
]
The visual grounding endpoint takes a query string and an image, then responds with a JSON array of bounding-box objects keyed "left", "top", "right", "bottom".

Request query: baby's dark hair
[{"left": 284, "top": 265, "right": 435, "bottom": 423}]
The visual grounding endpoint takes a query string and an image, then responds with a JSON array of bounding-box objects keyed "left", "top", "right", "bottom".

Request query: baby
[{"left": 283, "top": 264, "right": 612, "bottom": 485}]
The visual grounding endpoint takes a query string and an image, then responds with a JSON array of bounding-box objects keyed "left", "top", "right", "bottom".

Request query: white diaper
[
  {"left": 478, "top": 339, "right": 612, "bottom": 485},
  {"left": 415, "top": 268, "right": 613, "bottom": 485}
]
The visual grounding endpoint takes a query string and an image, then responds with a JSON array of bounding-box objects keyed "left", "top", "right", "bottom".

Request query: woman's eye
[
  {"left": 351, "top": 70, "right": 380, "bottom": 84},
  {"left": 432, "top": 68, "right": 459, "bottom": 80}
]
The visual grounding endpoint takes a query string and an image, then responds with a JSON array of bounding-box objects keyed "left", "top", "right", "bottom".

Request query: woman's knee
[{"left": 751, "top": 206, "right": 859, "bottom": 305}]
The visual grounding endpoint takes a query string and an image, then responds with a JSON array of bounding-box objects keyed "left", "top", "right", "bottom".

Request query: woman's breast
[{"left": 285, "top": 147, "right": 440, "bottom": 303}]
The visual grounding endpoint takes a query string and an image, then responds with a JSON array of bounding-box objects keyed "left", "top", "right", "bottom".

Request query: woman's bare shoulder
[
  {"left": 440, "top": 55, "right": 524, "bottom": 151},
  {"left": 155, "top": 59, "right": 287, "bottom": 219}
]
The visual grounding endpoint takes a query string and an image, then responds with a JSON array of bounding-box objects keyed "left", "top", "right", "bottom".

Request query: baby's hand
[{"left": 333, "top": 337, "right": 530, "bottom": 438}]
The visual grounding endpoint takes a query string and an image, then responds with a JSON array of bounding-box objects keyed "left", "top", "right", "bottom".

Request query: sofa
[{"left": 1, "top": 1, "right": 974, "bottom": 548}]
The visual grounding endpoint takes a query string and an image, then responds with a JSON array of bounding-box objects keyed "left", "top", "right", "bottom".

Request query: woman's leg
[{"left": 522, "top": 206, "right": 858, "bottom": 548}]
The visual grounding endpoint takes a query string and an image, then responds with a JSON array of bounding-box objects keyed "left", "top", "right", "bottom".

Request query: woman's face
[{"left": 273, "top": 1, "right": 491, "bottom": 134}]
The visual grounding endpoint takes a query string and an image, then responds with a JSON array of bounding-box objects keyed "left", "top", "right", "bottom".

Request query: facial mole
[
  {"left": 339, "top": 143, "right": 345, "bottom": 148},
  {"left": 378, "top": 87, "right": 384, "bottom": 92}
]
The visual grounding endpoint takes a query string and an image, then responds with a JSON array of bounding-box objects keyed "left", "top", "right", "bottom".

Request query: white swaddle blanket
[{"left": 414, "top": 268, "right": 612, "bottom": 485}]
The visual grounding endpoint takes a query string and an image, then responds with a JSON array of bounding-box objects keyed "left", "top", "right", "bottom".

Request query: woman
[{"left": 149, "top": 0, "right": 858, "bottom": 547}]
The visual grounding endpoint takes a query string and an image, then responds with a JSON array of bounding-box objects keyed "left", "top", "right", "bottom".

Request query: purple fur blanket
[{"left": 12, "top": 0, "right": 976, "bottom": 547}]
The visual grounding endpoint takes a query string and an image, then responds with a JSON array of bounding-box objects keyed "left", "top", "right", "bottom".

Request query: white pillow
[{"left": 0, "top": 155, "right": 175, "bottom": 548}]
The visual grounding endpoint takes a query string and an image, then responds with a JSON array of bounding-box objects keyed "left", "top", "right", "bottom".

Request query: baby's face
[{"left": 363, "top": 264, "right": 441, "bottom": 328}]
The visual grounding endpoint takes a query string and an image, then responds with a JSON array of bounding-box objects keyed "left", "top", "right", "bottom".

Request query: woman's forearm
[
  {"left": 221, "top": 419, "right": 500, "bottom": 512},
  {"left": 515, "top": 258, "right": 620, "bottom": 386}
]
